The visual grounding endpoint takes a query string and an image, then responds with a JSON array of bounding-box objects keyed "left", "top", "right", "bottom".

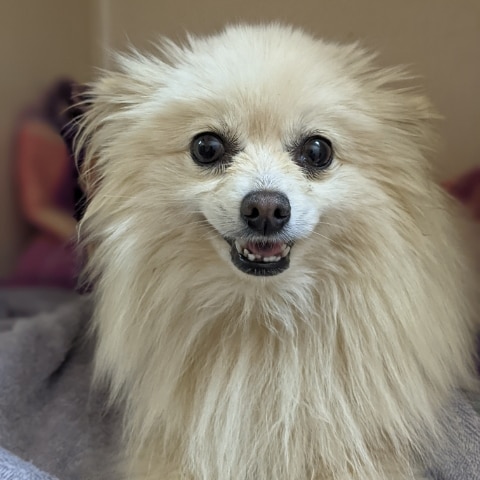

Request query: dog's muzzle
[{"left": 228, "top": 190, "right": 293, "bottom": 276}]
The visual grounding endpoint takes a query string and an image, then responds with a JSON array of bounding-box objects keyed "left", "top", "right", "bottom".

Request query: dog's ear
[
  {"left": 76, "top": 52, "right": 167, "bottom": 198},
  {"left": 380, "top": 85, "right": 439, "bottom": 152},
  {"left": 340, "top": 44, "right": 439, "bottom": 153},
  {"left": 75, "top": 73, "right": 136, "bottom": 198},
  {"left": 370, "top": 68, "right": 439, "bottom": 152}
]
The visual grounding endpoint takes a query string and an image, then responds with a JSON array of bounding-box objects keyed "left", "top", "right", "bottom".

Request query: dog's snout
[{"left": 240, "top": 191, "right": 291, "bottom": 235}]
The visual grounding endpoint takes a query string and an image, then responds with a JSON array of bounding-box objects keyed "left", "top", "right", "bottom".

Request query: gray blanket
[
  {"left": 0, "top": 289, "right": 118, "bottom": 480},
  {"left": 0, "top": 289, "right": 478, "bottom": 480}
]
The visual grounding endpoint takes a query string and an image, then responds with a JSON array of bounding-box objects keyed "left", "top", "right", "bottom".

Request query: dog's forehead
[
  {"left": 161, "top": 30, "right": 363, "bottom": 138},
  {"left": 184, "top": 31, "right": 354, "bottom": 105}
]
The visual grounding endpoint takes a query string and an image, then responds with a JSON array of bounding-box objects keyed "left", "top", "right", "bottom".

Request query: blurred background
[{"left": 0, "top": 0, "right": 479, "bottom": 283}]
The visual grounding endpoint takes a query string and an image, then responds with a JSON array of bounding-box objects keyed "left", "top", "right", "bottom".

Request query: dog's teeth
[
  {"left": 237, "top": 241, "right": 291, "bottom": 262},
  {"left": 263, "top": 256, "right": 281, "bottom": 263},
  {"left": 235, "top": 240, "right": 242, "bottom": 253}
]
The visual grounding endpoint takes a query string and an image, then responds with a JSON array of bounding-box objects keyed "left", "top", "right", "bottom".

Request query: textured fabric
[
  {"left": 427, "top": 391, "right": 480, "bottom": 479},
  {"left": 0, "top": 447, "right": 57, "bottom": 480},
  {"left": 0, "top": 289, "right": 118, "bottom": 480},
  {"left": 0, "top": 288, "right": 478, "bottom": 480}
]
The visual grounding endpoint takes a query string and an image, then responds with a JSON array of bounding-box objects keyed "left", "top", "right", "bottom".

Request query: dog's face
[
  {"left": 181, "top": 87, "right": 342, "bottom": 278},
  {"left": 81, "top": 25, "right": 433, "bottom": 282}
]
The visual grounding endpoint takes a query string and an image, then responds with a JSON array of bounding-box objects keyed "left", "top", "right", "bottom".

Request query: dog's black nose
[{"left": 240, "top": 191, "right": 291, "bottom": 235}]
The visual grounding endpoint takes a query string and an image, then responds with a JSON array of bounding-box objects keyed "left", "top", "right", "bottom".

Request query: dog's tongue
[{"left": 247, "top": 241, "right": 284, "bottom": 257}]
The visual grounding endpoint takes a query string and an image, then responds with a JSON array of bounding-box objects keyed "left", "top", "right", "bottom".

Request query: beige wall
[
  {"left": 0, "top": 1, "right": 93, "bottom": 276},
  {"left": 104, "top": 0, "right": 480, "bottom": 180}
]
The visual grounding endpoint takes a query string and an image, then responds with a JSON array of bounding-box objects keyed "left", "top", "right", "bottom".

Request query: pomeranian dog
[{"left": 77, "top": 24, "right": 478, "bottom": 480}]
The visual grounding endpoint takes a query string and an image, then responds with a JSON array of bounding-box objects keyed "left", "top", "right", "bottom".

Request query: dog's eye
[
  {"left": 191, "top": 133, "right": 225, "bottom": 165},
  {"left": 297, "top": 136, "right": 333, "bottom": 170}
]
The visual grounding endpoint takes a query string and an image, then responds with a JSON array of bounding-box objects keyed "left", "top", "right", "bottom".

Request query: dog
[{"left": 77, "top": 24, "right": 478, "bottom": 479}]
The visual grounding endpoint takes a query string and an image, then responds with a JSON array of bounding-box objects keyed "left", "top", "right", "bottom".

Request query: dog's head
[{"left": 79, "top": 24, "right": 436, "bottom": 284}]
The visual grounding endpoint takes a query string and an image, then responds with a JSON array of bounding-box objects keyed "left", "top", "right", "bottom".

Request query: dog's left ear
[
  {"left": 340, "top": 44, "right": 439, "bottom": 153},
  {"left": 387, "top": 89, "right": 439, "bottom": 148},
  {"left": 368, "top": 64, "right": 439, "bottom": 150}
]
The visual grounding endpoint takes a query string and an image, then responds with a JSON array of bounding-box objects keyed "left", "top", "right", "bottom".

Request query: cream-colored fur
[{"left": 77, "top": 24, "right": 478, "bottom": 480}]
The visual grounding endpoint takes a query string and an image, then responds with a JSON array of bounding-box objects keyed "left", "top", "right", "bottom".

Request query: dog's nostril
[
  {"left": 274, "top": 207, "right": 289, "bottom": 219},
  {"left": 240, "top": 191, "right": 291, "bottom": 235}
]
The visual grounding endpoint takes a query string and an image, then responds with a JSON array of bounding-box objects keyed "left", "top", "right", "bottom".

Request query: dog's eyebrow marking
[
  {"left": 217, "top": 122, "right": 243, "bottom": 147},
  {"left": 284, "top": 128, "right": 328, "bottom": 152},
  {"left": 209, "top": 124, "right": 243, "bottom": 156}
]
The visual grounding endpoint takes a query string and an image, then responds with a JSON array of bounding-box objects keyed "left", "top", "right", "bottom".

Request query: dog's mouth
[{"left": 228, "top": 238, "right": 292, "bottom": 276}]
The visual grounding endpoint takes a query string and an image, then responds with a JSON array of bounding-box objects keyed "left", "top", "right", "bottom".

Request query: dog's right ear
[{"left": 76, "top": 52, "right": 166, "bottom": 198}]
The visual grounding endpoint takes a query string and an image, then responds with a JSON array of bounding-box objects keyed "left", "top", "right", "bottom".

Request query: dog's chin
[{"left": 225, "top": 238, "right": 293, "bottom": 277}]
